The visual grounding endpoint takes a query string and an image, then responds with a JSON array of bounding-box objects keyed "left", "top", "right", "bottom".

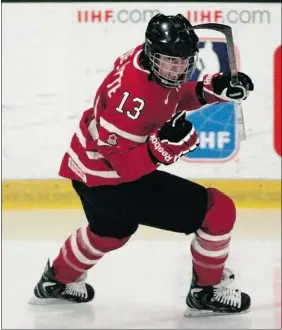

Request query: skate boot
[
  {"left": 184, "top": 268, "right": 251, "bottom": 316},
  {"left": 29, "top": 259, "right": 94, "bottom": 304}
]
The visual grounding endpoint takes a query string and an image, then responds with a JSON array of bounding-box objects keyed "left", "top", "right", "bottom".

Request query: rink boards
[{"left": 2, "top": 178, "right": 281, "bottom": 210}]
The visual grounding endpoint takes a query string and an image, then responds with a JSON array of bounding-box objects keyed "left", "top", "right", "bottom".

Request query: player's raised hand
[
  {"left": 147, "top": 111, "right": 199, "bottom": 165},
  {"left": 201, "top": 72, "right": 254, "bottom": 103}
]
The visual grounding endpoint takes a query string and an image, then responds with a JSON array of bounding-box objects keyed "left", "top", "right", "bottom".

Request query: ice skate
[
  {"left": 184, "top": 268, "right": 251, "bottom": 317},
  {"left": 29, "top": 259, "right": 94, "bottom": 305}
]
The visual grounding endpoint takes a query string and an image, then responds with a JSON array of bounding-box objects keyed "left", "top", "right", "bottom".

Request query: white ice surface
[{"left": 2, "top": 237, "right": 281, "bottom": 329}]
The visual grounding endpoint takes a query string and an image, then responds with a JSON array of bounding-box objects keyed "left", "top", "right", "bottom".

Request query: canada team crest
[{"left": 107, "top": 133, "right": 118, "bottom": 146}]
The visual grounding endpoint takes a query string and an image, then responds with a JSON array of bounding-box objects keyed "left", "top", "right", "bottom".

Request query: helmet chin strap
[{"left": 151, "top": 72, "right": 183, "bottom": 88}]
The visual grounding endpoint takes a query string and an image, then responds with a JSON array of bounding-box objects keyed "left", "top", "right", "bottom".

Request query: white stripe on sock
[
  {"left": 192, "top": 237, "right": 229, "bottom": 258},
  {"left": 70, "top": 234, "right": 99, "bottom": 266},
  {"left": 61, "top": 246, "right": 86, "bottom": 273},
  {"left": 196, "top": 228, "right": 232, "bottom": 241},
  {"left": 79, "top": 227, "right": 105, "bottom": 257}
]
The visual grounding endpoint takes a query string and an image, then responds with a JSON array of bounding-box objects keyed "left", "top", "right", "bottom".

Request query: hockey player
[{"left": 31, "top": 13, "right": 254, "bottom": 316}]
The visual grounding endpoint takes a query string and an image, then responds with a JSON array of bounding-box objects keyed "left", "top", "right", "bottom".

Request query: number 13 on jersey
[{"left": 116, "top": 92, "right": 145, "bottom": 120}]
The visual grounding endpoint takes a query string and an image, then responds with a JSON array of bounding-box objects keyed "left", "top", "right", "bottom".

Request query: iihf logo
[
  {"left": 191, "top": 39, "right": 240, "bottom": 82},
  {"left": 183, "top": 38, "right": 240, "bottom": 163}
]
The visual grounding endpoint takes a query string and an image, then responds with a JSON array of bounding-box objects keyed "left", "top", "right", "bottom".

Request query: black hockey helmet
[{"left": 144, "top": 13, "right": 199, "bottom": 87}]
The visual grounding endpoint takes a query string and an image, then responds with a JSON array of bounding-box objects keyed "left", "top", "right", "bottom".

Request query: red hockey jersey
[{"left": 59, "top": 44, "right": 205, "bottom": 186}]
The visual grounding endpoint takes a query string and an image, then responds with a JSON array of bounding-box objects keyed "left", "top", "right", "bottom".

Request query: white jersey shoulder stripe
[{"left": 133, "top": 49, "right": 150, "bottom": 74}]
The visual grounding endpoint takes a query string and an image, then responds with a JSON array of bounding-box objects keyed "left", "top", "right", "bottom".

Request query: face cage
[{"left": 149, "top": 52, "right": 198, "bottom": 87}]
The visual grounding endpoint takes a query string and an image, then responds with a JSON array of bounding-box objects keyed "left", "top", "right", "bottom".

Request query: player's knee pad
[
  {"left": 201, "top": 188, "right": 236, "bottom": 235},
  {"left": 87, "top": 225, "right": 130, "bottom": 253}
]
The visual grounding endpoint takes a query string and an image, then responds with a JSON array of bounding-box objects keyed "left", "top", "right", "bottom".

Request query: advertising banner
[{"left": 2, "top": 2, "right": 281, "bottom": 179}]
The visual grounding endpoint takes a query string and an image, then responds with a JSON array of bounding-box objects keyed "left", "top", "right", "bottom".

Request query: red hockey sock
[
  {"left": 52, "top": 225, "right": 130, "bottom": 283},
  {"left": 191, "top": 188, "right": 236, "bottom": 286},
  {"left": 191, "top": 229, "right": 231, "bottom": 285}
]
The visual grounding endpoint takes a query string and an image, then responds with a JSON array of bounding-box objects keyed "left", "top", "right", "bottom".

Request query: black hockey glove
[
  {"left": 198, "top": 72, "right": 254, "bottom": 104},
  {"left": 148, "top": 111, "right": 199, "bottom": 165}
]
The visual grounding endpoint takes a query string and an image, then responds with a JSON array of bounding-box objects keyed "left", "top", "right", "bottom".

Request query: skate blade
[
  {"left": 184, "top": 306, "right": 251, "bottom": 317},
  {"left": 28, "top": 295, "right": 76, "bottom": 306}
]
